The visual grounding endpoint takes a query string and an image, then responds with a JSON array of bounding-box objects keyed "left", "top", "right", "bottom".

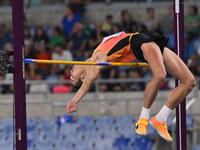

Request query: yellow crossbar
[{"left": 25, "top": 59, "right": 149, "bottom": 66}]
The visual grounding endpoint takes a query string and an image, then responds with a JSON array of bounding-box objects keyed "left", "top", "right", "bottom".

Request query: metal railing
[
  {"left": 0, "top": 77, "right": 198, "bottom": 116},
  {"left": 0, "top": 0, "right": 198, "bottom": 7}
]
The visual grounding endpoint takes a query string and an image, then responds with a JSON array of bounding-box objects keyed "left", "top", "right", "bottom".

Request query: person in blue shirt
[
  {"left": 67, "top": 23, "right": 88, "bottom": 60},
  {"left": 0, "top": 24, "right": 12, "bottom": 49},
  {"left": 61, "top": 5, "right": 81, "bottom": 36},
  {"left": 185, "top": 35, "right": 196, "bottom": 63}
]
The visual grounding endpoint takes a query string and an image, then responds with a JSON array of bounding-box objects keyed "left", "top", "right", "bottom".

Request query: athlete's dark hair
[{"left": 72, "top": 79, "right": 83, "bottom": 90}]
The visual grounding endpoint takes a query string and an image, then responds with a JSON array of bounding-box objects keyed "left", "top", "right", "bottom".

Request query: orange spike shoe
[
  {"left": 135, "top": 118, "right": 148, "bottom": 135},
  {"left": 149, "top": 116, "right": 173, "bottom": 142}
]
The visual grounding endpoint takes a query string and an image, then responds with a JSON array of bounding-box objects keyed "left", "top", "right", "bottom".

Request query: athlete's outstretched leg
[
  {"left": 163, "top": 47, "right": 196, "bottom": 109},
  {"left": 136, "top": 42, "right": 167, "bottom": 136},
  {"left": 149, "top": 47, "right": 195, "bottom": 142},
  {"left": 141, "top": 42, "right": 167, "bottom": 109}
]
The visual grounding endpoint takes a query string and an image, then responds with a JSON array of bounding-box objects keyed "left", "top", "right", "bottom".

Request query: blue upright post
[
  {"left": 174, "top": 0, "right": 187, "bottom": 150},
  {"left": 12, "top": 0, "right": 27, "bottom": 149}
]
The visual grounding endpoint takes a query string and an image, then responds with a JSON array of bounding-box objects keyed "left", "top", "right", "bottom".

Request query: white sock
[
  {"left": 156, "top": 105, "right": 172, "bottom": 122},
  {"left": 139, "top": 107, "right": 150, "bottom": 119}
]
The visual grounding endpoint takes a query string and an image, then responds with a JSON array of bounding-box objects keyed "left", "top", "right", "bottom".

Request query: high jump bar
[{"left": 25, "top": 59, "right": 149, "bottom": 66}]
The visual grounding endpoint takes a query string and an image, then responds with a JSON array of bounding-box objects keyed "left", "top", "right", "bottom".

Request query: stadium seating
[
  {"left": 193, "top": 145, "right": 200, "bottom": 150},
  {"left": 113, "top": 135, "right": 131, "bottom": 150},
  {"left": 77, "top": 116, "right": 95, "bottom": 125},
  {"left": 27, "top": 118, "right": 37, "bottom": 132},
  {"left": 97, "top": 116, "right": 114, "bottom": 125},
  {"left": 116, "top": 116, "right": 134, "bottom": 125},
  {"left": 0, "top": 115, "right": 195, "bottom": 150},
  {"left": 133, "top": 136, "right": 152, "bottom": 150},
  {"left": 57, "top": 115, "right": 74, "bottom": 127},
  {"left": 0, "top": 141, "right": 13, "bottom": 150}
]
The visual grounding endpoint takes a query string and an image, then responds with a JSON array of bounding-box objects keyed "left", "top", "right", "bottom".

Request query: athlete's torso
[{"left": 92, "top": 31, "right": 139, "bottom": 63}]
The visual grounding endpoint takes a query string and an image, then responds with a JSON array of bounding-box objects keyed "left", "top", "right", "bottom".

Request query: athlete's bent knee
[
  {"left": 154, "top": 72, "right": 166, "bottom": 84},
  {"left": 184, "top": 75, "right": 196, "bottom": 92},
  {"left": 186, "top": 76, "right": 196, "bottom": 91}
]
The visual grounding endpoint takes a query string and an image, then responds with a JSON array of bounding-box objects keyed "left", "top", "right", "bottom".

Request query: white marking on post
[
  {"left": 18, "top": 129, "right": 21, "bottom": 141},
  {"left": 175, "top": 0, "right": 180, "bottom": 13}
]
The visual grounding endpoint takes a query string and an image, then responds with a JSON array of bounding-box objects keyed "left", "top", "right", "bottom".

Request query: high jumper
[{"left": 67, "top": 31, "right": 196, "bottom": 142}]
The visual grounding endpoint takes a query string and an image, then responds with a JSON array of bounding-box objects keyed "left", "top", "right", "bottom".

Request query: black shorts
[{"left": 130, "top": 32, "right": 169, "bottom": 62}]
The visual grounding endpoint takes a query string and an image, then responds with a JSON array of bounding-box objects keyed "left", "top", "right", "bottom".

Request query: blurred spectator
[
  {"left": 82, "top": 50, "right": 93, "bottom": 61},
  {"left": 185, "top": 35, "right": 196, "bottom": 63},
  {"left": 46, "top": 65, "right": 60, "bottom": 91},
  {"left": 29, "top": 70, "right": 49, "bottom": 93},
  {"left": 52, "top": 44, "right": 73, "bottom": 71},
  {"left": 167, "top": 6, "right": 174, "bottom": 23},
  {"left": 25, "top": 43, "right": 36, "bottom": 59},
  {"left": 185, "top": 6, "right": 200, "bottom": 36},
  {"left": 141, "top": 66, "right": 152, "bottom": 79},
  {"left": 0, "top": 23, "right": 12, "bottom": 49},
  {"left": 101, "top": 67, "right": 118, "bottom": 91},
  {"left": 4, "top": 43, "right": 13, "bottom": 51},
  {"left": 28, "top": 63, "right": 37, "bottom": 80},
  {"left": 113, "top": 71, "right": 129, "bottom": 91},
  {"left": 121, "top": 10, "right": 136, "bottom": 32},
  {"left": 87, "top": 30, "right": 107, "bottom": 59},
  {"left": 165, "top": 20, "right": 175, "bottom": 50},
  {"left": 193, "top": 61, "right": 200, "bottom": 76},
  {"left": 164, "top": 6, "right": 174, "bottom": 34},
  {"left": 67, "top": 23, "right": 88, "bottom": 60},
  {"left": 36, "top": 43, "right": 51, "bottom": 75},
  {"left": 68, "top": 0, "right": 89, "bottom": 18},
  {"left": 63, "top": 66, "right": 71, "bottom": 81},
  {"left": 111, "top": 23, "right": 122, "bottom": 34},
  {"left": 160, "top": 81, "right": 171, "bottom": 90},
  {"left": 61, "top": 4, "right": 81, "bottom": 36},
  {"left": 131, "top": 21, "right": 139, "bottom": 33},
  {"left": 94, "top": 21, "right": 105, "bottom": 44},
  {"left": 50, "top": 26, "right": 65, "bottom": 49},
  {"left": 88, "top": 32, "right": 99, "bottom": 50},
  {"left": 128, "top": 69, "right": 145, "bottom": 91},
  {"left": 5, "top": 73, "right": 13, "bottom": 93},
  {"left": 33, "top": 26, "right": 49, "bottom": 50},
  {"left": 187, "top": 54, "right": 197, "bottom": 74},
  {"left": 0, "top": 73, "right": 10, "bottom": 94},
  {"left": 24, "top": 27, "right": 32, "bottom": 46},
  {"left": 28, "top": 40, "right": 36, "bottom": 58},
  {"left": 46, "top": 65, "right": 59, "bottom": 81},
  {"left": 143, "top": 8, "right": 159, "bottom": 31},
  {"left": 102, "top": 14, "right": 113, "bottom": 34},
  {"left": 193, "top": 32, "right": 200, "bottom": 54},
  {"left": 36, "top": 43, "right": 51, "bottom": 64},
  {"left": 138, "top": 23, "right": 148, "bottom": 32},
  {"left": 96, "top": 73, "right": 107, "bottom": 92},
  {"left": 52, "top": 75, "right": 71, "bottom": 94}
]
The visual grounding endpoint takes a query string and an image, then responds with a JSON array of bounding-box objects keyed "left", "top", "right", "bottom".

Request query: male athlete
[{"left": 66, "top": 31, "right": 196, "bottom": 141}]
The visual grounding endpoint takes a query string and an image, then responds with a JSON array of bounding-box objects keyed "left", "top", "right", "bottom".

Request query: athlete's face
[{"left": 70, "top": 65, "right": 83, "bottom": 88}]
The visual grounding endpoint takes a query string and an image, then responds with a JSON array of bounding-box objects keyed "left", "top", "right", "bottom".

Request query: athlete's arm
[
  {"left": 67, "top": 51, "right": 108, "bottom": 113},
  {"left": 67, "top": 66, "right": 102, "bottom": 113},
  {"left": 76, "top": 66, "right": 101, "bottom": 102}
]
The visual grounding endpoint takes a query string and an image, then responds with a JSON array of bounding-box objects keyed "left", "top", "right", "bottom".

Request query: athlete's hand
[{"left": 66, "top": 100, "right": 77, "bottom": 113}]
